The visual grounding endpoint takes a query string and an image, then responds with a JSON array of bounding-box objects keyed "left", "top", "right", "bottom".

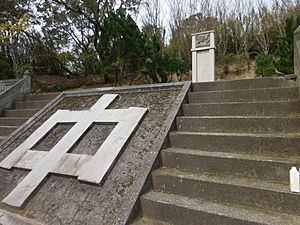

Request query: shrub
[
  {"left": 0, "top": 59, "right": 14, "bottom": 79},
  {"left": 255, "top": 54, "right": 276, "bottom": 77}
]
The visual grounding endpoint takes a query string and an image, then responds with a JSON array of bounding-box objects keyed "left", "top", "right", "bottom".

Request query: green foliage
[
  {"left": 275, "top": 15, "right": 300, "bottom": 74},
  {"left": 52, "top": 84, "right": 66, "bottom": 92},
  {"left": 16, "top": 64, "right": 34, "bottom": 77},
  {"left": 98, "top": 9, "right": 145, "bottom": 84},
  {"left": 0, "top": 59, "right": 14, "bottom": 79},
  {"left": 255, "top": 54, "right": 275, "bottom": 77},
  {"left": 141, "top": 36, "right": 188, "bottom": 83}
]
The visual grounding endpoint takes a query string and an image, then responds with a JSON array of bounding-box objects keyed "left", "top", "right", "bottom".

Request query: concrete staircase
[
  {"left": 0, "top": 93, "right": 58, "bottom": 142},
  {"left": 133, "top": 78, "right": 300, "bottom": 225}
]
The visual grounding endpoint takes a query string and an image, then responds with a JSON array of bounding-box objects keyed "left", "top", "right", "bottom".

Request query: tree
[
  {"left": 98, "top": 9, "right": 145, "bottom": 85},
  {"left": 275, "top": 15, "right": 300, "bottom": 74}
]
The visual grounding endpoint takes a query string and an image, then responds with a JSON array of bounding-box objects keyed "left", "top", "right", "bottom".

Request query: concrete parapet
[{"left": 0, "top": 76, "right": 31, "bottom": 114}]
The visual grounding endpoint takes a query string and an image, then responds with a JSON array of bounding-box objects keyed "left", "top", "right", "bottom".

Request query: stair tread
[
  {"left": 0, "top": 117, "right": 28, "bottom": 119},
  {"left": 0, "top": 125, "right": 18, "bottom": 129},
  {"left": 185, "top": 100, "right": 300, "bottom": 105},
  {"left": 162, "top": 148, "right": 300, "bottom": 164},
  {"left": 191, "top": 85, "right": 299, "bottom": 93},
  {"left": 142, "top": 191, "right": 300, "bottom": 225},
  {"left": 3, "top": 108, "right": 40, "bottom": 111},
  {"left": 132, "top": 217, "right": 170, "bottom": 225},
  {"left": 172, "top": 131, "right": 300, "bottom": 138},
  {"left": 16, "top": 100, "right": 50, "bottom": 103},
  {"left": 178, "top": 115, "right": 300, "bottom": 119},
  {"left": 153, "top": 168, "right": 298, "bottom": 194}
]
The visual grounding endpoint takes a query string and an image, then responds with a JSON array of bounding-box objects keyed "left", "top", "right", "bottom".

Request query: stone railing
[
  {"left": 0, "top": 79, "right": 19, "bottom": 93},
  {"left": 294, "top": 26, "right": 300, "bottom": 86},
  {"left": 0, "top": 76, "right": 31, "bottom": 113}
]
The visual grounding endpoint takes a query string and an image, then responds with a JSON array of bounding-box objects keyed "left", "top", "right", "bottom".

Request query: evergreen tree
[{"left": 275, "top": 15, "right": 300, "bottom": 74}]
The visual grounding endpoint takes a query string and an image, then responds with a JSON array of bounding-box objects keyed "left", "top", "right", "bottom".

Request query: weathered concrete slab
[{"left": 0, "top": 82, "right": 190, "bottom": 225}]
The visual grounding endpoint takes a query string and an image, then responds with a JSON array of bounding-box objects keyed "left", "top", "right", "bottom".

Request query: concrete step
[
  {"left": 26, "top": 93, "right": 59, "bottom": 101},
  {"left": 188, "top": 86, "right": 299, "bottom": 103},
  {"left": 1, "top": 109, "right": 39, "bottom": 118},
  {"left": 14, "top": 100, "right": 49, "bottom": 109},
  {"left": 182, "top": 101, "right": 300, "bottom": 117},
  {"left": 176, "top": 116, "right": 300, "bottom": 134},
  {"left": 131, "top": 217, "right": 170, "bottom": 225},
  {"left": 169, "top": 132, "right": 300, "bottom": 157},
  {"left": 0, "top": 117, "right": 27, "bottom": 126},
  {"left": 0, "top": 125, "right": 18, "bottom": 136},
  {"left": 141, "top": 191, "right": 300, "bottom": 225},
  {"left": 152, "top": 168, "right": 300, "bottom": 215},
  {"left": 161, "top": 148, "right": 299, "bottom": 183},
  {"left": 192, "top": 77, "right": 297, "bottom": 92}
]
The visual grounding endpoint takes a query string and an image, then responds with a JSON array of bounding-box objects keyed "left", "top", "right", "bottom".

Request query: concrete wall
[
  {"left": 0, "top": 76, "right": 31, "bottom": 113},
  {"left": 294, "top": 26, "right": 300, "bottom": 86}
]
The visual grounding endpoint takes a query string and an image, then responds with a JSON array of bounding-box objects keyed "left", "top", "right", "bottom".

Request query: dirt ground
[{"left": 31, "top": 62, "right": 259, "bottom": 94}]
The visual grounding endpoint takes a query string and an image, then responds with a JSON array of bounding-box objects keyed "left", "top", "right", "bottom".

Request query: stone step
[
  {"left": 188, "top": 87, "right": 299, "bottom": 103},
  {"left": 0, "top": 117, "right": 27, "bottom": 126},
  {"left": 1, "top": 109, "right": 39, "bottom": 118},
  {"left": 192, "top": 77, "right": 297, "bottom": 92},
  {"left": 14, "top": 100, "right": 49, "bottom": 109},
  {"left": 141, "top": 191, "right": 300, "bottom": 225},
  {"left": 26, "top": 93, "right": 59, "bottom": 101},
  {"left": 176, "top": 116, "right": 300, "bottom": 134},
  {"left": 131, "top": 217, "right": 170, "bottom": 225},
  {"left": 0, "top": 125, "right": 18, "bottom": 136},
  {"left": 182, "top": 101, "right": 300, "bottom": 117},
  {"left": 169, "top": 132, "right": 300, "bottom": 157},
  {"left": 152, "top": 168, "right": 300, "bottom": 215},
  {"left": 161, "top": 148, "right": 299, "bottom": 183}
]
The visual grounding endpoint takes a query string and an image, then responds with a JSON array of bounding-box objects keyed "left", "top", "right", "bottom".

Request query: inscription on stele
[
  {"left": 0, "top": 94, "right": 147, "bottom": 208},
  {"left": 195, "top": 33, "right": 210, "bottom": 48}
]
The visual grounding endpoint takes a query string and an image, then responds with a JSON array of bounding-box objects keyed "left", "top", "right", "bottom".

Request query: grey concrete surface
[
  {"left": 135, "top": 77, "right": 300, "bottom": 224},
  {"left": 0, "top": 76, "right": 31, "bottom": 114},
  {"left": 0, "top": 82, "right": 190, "bottom": 225},
  {"left": 188, "top": 86, "right": 299, "bottom": 103},
  {"left": 161, "top": 148, "right": 298, "bottom": 183},
  {"left": 182, "top": 101, "right": 300, "bottom": 117},
  {"left": 152, "top": 168, "right": 300, "bottom": 215},
  {"left": 141, "top": 191, "right": 300, "bottom": 225},
  {"left": 192, "top": 77, "right": 297, "bottom": 92},
  {"left": 1, "top": 94, "right": 148, "bottom": 207},
  {"left": 176, "top": 116, "right": 300, "bottom": 134},
  {"left": 169, "top": 131, "right": 300, "bottom": 157}
]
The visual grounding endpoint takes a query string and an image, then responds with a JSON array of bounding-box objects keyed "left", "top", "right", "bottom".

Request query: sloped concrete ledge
[{"left": 0, "top": 81, "right": 191, "bottom": 225}]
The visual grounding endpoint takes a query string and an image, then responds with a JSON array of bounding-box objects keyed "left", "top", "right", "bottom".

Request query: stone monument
[
  {"left": 191, "top": 30, "right": 215, "bottom": 82},
  {"left": 0, "top": 82, "right": 190, "bottom": 225}
]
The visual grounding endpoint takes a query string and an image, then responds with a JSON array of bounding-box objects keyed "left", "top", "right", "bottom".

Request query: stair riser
[
  {"left": 26, "top": 94, "right": 58, "bottom": 101},
  {"left": 161, "top": 151, "right": 293, "bottom": 183},
  {"left": 2, "top": 110, "right": 39, "bottom": 118},
  {"left": 0, "top": 118, "right": 27, "bottom": 126},
  {"left": 14, "top": 101, "right": 48, "bottom": 109},
  {"left": 188, "top": 88, "right": 299, "bottom": 103},
  {"left": 169, "top": 133, "right": 300, "bottom": 157},
  {"left": 152, "top": 173, "right": 300, "bottom": 215},
  {"left": 0, "top": 127, "right": 17, "bottom": 136},
  {"left": 192, "top": 78, "right": 296, "bottom": 92},
  {"left": 182, "top": 102, "right": 300, "bottom": 117},
  {"left": 176, "top": 117, "right": 300, "bottom": 134},
  {"left": 141, "top": 197, "right": 261, "bottom": 225}
]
